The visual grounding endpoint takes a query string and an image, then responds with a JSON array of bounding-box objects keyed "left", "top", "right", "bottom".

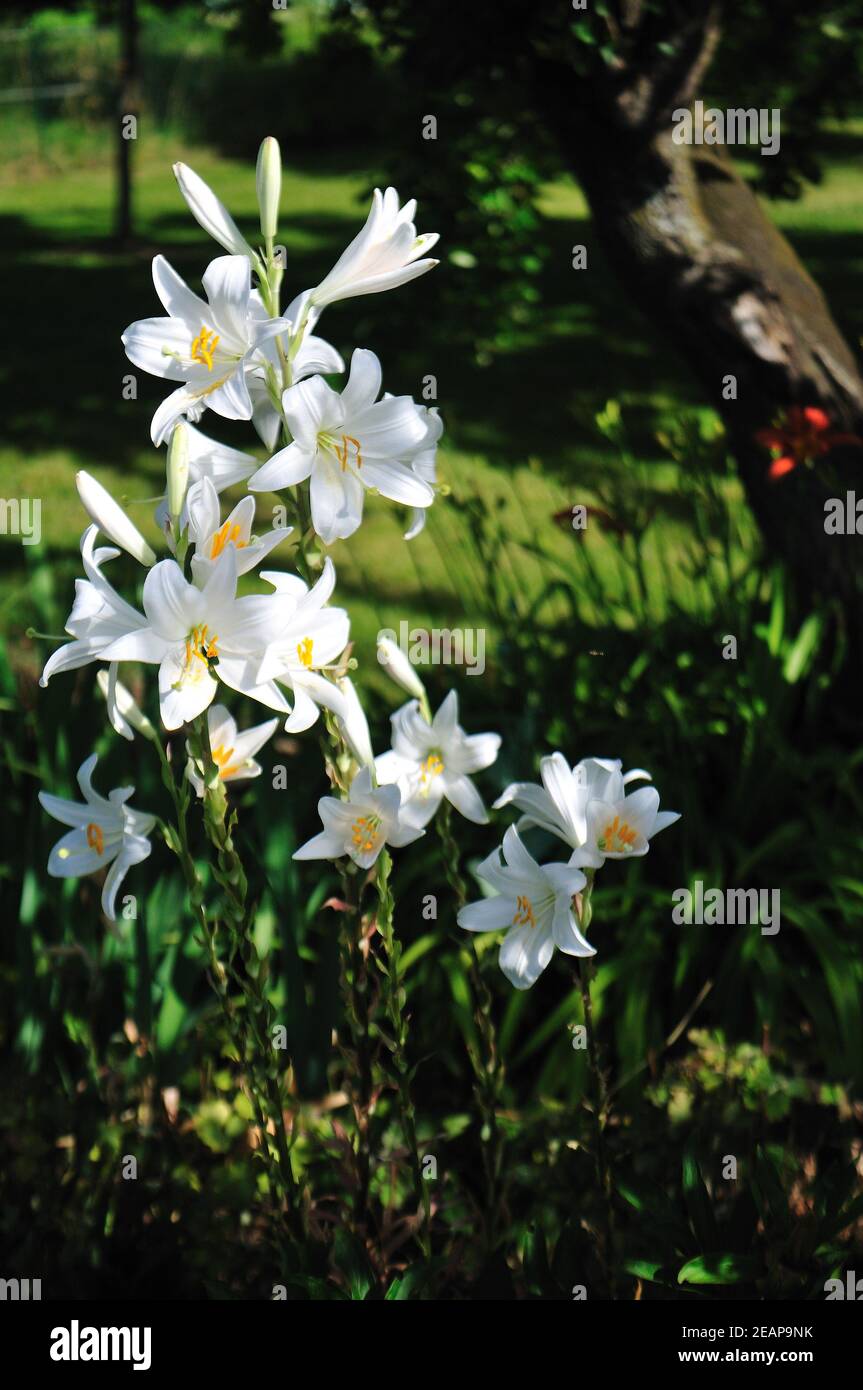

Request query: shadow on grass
[{"left": 2, "top": 191, "right": 862, "bottom": 596}]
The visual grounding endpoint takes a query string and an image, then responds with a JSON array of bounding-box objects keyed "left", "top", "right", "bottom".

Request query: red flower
[{"left": 755, "top": 406, "right": 862, "bottom": 481}]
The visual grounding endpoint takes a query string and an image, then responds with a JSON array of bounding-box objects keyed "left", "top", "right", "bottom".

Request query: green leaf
[
  {"left": 332, "top": 1227, "right": 375, "bottom": 1301},
  {"left": 522, "top": 1225, "right": 553, "bottom": 1296},
  {"left": 782, "top": 612, "right": 822, "bottom": 683},
  {"left": 682, "top": 1144, "right": 718, "bottom": 1249},
  {"left": 384, "top": 1259, "right": 445, "bottom": 1300},
  {"left": 678, "top": 1253, "right": 758, "bottom": 1285}
]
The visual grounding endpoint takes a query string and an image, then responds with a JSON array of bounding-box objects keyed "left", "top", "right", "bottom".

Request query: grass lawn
[{"left": 2, "top": 116, "right": 862, "bottom": 677}]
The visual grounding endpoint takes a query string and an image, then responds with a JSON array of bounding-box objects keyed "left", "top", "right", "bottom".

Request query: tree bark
[
  {"left": 534, "top": 3, "right": 863, "bottom": 612},
  {"left": 115, "top": 0, "right": 138, "bottom": 244}
]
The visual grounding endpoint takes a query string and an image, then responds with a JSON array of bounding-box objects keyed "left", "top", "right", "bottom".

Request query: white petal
[
  {"left": 340, "top": 348, "right": 382, "bottom": 415},
  {"left": 173, "top": 162, "right": 253, "bottom": 257},
  {"left": 293, "top": 828, "right": 346, "bottom": 861},
  {"left": 444, "top": 773, "right": 488, "bottom": 825},
  {"left": 458, "top": 895, "right": 517, "bottom": 933},
  {"left": 249, "top": 443, "right": 314, "bottom": 492},
  {"left": 143, "top": 560, "right": 202, "bottom": 639},
  {"left": 499, "top": 922, "right": 554, "bottom": 990},
  {"left": 202, "top": 255, "right": 252, "bottom": 348},
  {"left": 152, "top": 254, "right": 209, "bottom": 327},
  {"left": 361, "top": 458, "right": 435, "bottom": 507}
]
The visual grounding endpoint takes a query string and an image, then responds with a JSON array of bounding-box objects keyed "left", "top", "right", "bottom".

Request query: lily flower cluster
[
  {"left": 38, "top": 137, "right": 446, "bottom": 918},
  {"left": 294, "top": 660, "right": 501, "bottom": 868},
  {"left": 36, "top": 135, "right": 680, "bottom": 1013},
  {"left": 458, "top": 755, "right": 680, "bottom": 989}
]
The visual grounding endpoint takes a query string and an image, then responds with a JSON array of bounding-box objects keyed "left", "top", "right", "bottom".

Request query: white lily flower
[
  {"left": 153, "top": 423, "right": 261, "bottom": 542},
  {"left": 584, "top": 786, "right": 681, "bottom": 866},
  {"left": 402, "top": 405, "right": 443, "bottom": 540},
  {"left": 38, "top": 754, "right": 156, "bottom": 921},
  {"left": 186, "top": 703, "right": 277, "bottom": 798},
  {"left": 122, "top": 254, "right": 290, "bottom": 445},
  {"left": 309, "top": 187, "right": 439, "bottom": 309},
  {"left": 76, "top": 471, "right": 156, "bottom": 568},
  {"left": 494, "top": 754, "right": 679, "bottom": 868},
  {"left": 183, "top": 422, "right": 260, "bottom": 492},
  {"left": 173, "top": 161, "right": 254, "bottom": 259},
  {"left": 96, "top": 667, "right": 157, "bottom": 742},
  {"left": 246, "top": 290, "right": 345, "bottom": 451},
  {"left": 376, "top": 634, "right": 427, "bottom": 700},
  {"left": 294, "top": 766, "right": 424, "bottom": 870},
  {"left": 458, "top": 826, "right": 592, "bottom": 990},
  {"left": 375, "top": 689, "right": 500, "bottom": 828},
  {"left": 335, "top": 675, "right": 375, "bottom": 769},
  {"left": 248, "top": 349, "right": 434, "bottom": 544},
  {"left": 40, "top": 526, "right": 149, "bottom": 687},
  {"left": 94, "top": 545, "right": 293, "bottom": 730},
  {"left": 185, "top": 477, "right": 292, "bottom": 584},
  {"left": 256, "top": 558, "right": 350, "bottom": 732}
]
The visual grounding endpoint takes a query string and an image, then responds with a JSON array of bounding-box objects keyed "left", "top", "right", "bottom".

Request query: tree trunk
[
  {"left": 569, "top": 129, "right": 863, "bottom": 607},
  {"left": 115, "top": 0, "right": 138, "bottom": 244},
  {"left": 532, "top": 0, "right": 863, "bottom": 616}
]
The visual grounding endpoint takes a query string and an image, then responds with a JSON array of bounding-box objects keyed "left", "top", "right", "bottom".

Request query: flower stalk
[
  {"left": 575, "top": 879, "right": 616, "bottom": 1296},
  {"left": 176, "top": 718, "right": 302, "bottom": 1239},
  {"left": 437, "top": 800, "right": 505, "bottom": 1246},
  {"left": 374, "top": 847, "right": 431, "bottom": 1256}
]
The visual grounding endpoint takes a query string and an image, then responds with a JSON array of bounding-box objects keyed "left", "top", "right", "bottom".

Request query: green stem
[
  {"left": 437, "top": 800, "right": 505, "bottom": 1247},
  {"left": 375, "top": 848, "right": 431, "bottom": 1256},
  {"left": 337, "top": 863, "right": 374, "bottom": 1228},
  {"left": 576, "top": 955, "right": 615, "bottom": 1297},
  {"left": 181, "top": 720, "right": 302, "bottom": 1233}
]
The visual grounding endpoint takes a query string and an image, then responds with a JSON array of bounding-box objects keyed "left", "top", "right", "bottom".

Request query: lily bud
[
  {"left": 97, "top": 667, "right": 157, "bottom": 742},
  {"left": 173, "top": 162, "right": 253, "bottom": 258},
  {"left": 256, "top": 136, "right": 282, "bottom": 242},
  {"left": 76, "top": 471, "right": 156, "bottom": 567},
  {"left": 376, "top": 635, "right": 426, "bottom": 701},
  {"left": 336, "top": 676, "right": 375, "bottom": 769},
  {"left": 167, "top": 422, "right": 190, "bottom": 527}
]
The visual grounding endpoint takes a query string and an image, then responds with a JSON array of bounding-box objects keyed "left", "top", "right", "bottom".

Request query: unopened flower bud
[
  {"left": 76, "top": 471, "right": 156, "bottom": 567},
  {"left": 376, "top": 634, "right": 426, "bottom": 701},
  {"left": 336, "top": 676, "right": 374, "bottom": 768},
  {"left": 256, "top": 136, "right": 282, "bottom": 242},
  {"left": 167, "top": 422, "right": 190, "bottom": 527},
  {"left": 97, "top": 668, "right": 157, "bottom": 742}
]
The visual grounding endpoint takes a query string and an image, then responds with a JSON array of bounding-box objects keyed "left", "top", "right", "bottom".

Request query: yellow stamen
[
  {"left": 86, "top": 822, "right": 104, "bottom": 856},
  {"left": 210, "top": 521, "right": 247, "bottom": 560},
  {"left": 296, "top": 637, "right": 314, "bottom": 668},
  {"left": 211, "top": 742, "right": 243, "bottom": 780},
  {"left": 191, "top": 373, "right": 231, "bottom": 401},
  {"left": 419, "top": 751, "right": 444, "bottom": 791},
  {"left": 190, "top": 325, "right": 220, "bottom": 371},
  {"left": 597, "top": 815, "right": 637, "bottom": 853},
  {"left": 351, "top": 814, "right": 380, "bottom": 854},
  {"left": 513, "top": 894, "right": 536, "bottom": 929},
  {"left": 334, "top": 434, "right": 363, "bottom": 472},
  {"left": 180, "top": 624, "right": 219, "bottom": 683}
]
